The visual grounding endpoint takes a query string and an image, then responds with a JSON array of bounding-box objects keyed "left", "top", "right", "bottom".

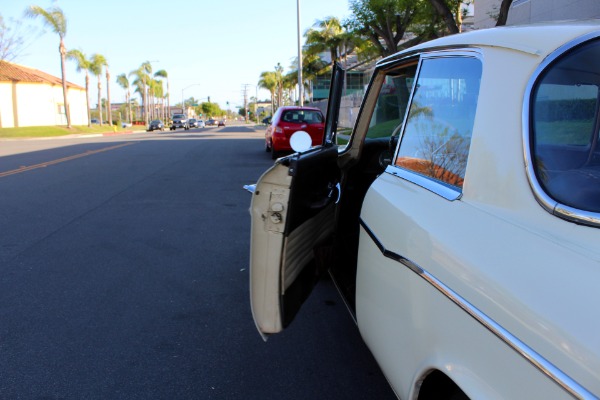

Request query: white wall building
[{"left": 0, "top": 61, "right": 88, "bottom": 128}]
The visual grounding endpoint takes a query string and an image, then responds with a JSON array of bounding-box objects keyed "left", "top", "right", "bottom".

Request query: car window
[
  {"left": 366, "top": 64, "right": 418, "bottom": 140},
  {"left": 531, "top": 38, "right": 600, "bottom": 213},
  {"left": 281, "top": 110, "right": 323, "bottom": 124},
  {"left": 394, "top": 56, "right": 482, "bottom": 191}
]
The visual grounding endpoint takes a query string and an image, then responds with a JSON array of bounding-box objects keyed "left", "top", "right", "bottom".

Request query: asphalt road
[{"left": 0, "top": 125, "right": 397, "bottom": 399}]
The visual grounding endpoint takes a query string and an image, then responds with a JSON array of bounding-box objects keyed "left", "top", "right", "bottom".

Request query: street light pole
[{"left": 297, "top": 0, "right": 303, "bottom": 106}]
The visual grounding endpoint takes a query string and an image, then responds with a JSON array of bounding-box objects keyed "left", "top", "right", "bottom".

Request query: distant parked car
[
  {"left": 206, "top": 119, "right": 217, "bottom": 126},
  {"left": 264, "top": 106, "right": 324, "bottom": 159},
  {"left": 188, "top": 118, "right": 198, "bottom": 128},
  {"left": 147, "top": 119, "right": 164, "bottom": 132},
  {"left": 197, "top": 119, "right": 205, "bottom": 128},
  {"left": 91, "top": 118, "right": 99, "bottom": 124},
  {"left": 218, "top": 120, "right": 226, "bottom": 127},
  {"left": 262, "top": 116, "right": 271, "bottom": 125}
]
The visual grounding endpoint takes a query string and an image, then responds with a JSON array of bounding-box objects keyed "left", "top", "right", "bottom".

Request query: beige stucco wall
[
  {"left": 0, "top": 82, "right": 15, "bottom": 128},
  {"left": 0, "top": 81, "right": 87, "bottom": 128},
  {"left": 474, "top": 0, "right": 500, "bottom": 29},
  {"left": 475, "top": 0, "right": 600, "bottom": 29},
  {"left": 508, "top": 0, "right": 600, "bottom": 24}
]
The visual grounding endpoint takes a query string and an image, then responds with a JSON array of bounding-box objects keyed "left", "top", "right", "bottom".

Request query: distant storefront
[{"left": 0, "top": 61, "right": 87, "bottom": 128}]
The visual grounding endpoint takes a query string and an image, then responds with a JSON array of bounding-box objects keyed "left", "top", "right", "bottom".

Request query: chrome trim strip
[
  {"left": 384, "top": 165, "right": 462, "bottom": 201},
  {"left": 523, "top": 31, "right": 600, "bottom": 228},
  {"left": 359, "top": 219, "right": 598, "bottom": 400}
]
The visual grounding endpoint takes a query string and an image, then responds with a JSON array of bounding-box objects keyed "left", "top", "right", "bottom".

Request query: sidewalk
[{"left": 0, "top": 129, "right": 141, "bottom": 141}]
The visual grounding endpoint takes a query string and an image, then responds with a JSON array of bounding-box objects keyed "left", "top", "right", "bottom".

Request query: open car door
[{"left": 249, "top": 64, "right": 345, "bottom": 339}]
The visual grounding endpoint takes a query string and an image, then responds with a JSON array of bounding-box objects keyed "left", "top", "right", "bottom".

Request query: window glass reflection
[{"left": 395, "top": 57, "right": 482, "bottom": 190}]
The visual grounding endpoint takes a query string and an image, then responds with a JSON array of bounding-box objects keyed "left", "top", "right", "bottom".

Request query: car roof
[
  {"left": 380, "top": 20, "right": 600, "bottom": 65},
  {"left": 279, "top": 106, "right": 321, "bottom": 111}
]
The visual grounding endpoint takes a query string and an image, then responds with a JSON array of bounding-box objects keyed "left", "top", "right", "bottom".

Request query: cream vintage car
[{"left": 247, "top": 21, "right": 600, "bottom": 399}]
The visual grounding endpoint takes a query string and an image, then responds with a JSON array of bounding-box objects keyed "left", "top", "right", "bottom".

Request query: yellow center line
[{"left": 0, "top": 142, "right": 137, "bottom": 178}]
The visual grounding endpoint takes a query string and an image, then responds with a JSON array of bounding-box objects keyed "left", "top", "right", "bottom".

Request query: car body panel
[{"left": 357, "top": 25, "right": 600, "bottom": 399}]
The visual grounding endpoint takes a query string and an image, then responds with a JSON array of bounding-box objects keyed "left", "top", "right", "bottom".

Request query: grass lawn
[
  {"left": 535, "top": 120, "right": 594, "bottom": 145},
  {"left": 0, "top": 125, "right": 144, "bottom": 139}
]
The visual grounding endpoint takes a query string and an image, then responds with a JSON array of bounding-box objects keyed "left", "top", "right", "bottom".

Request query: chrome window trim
[
  {"left": 384, "top": 165, "right": 462, "bottom": 201},
  {"left": 360, "top": 219, "right": 598, "bottom": 400},
  {"left": 523, "top": 32, "right": 600, "bottom": 228}
]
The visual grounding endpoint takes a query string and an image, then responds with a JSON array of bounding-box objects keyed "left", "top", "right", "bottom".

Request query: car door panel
[
  {"left": 249, "top": 145, "right": 340, "bottom": 337},
  {"left": 249, "top": 63, "right": 345, "bottom": 339}
]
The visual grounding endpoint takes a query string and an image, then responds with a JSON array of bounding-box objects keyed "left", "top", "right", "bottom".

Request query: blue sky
[{"left": 3, "top": 0, "right": 350, "bottom": 110}]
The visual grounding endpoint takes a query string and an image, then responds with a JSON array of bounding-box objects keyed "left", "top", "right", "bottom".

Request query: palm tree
[
  {"left": 25, "top": 5, "right": 71, "bottom": 128},
  {"left": 89, "top": 54, "right": 106, "bottom": 124},
  {"left": 288, "top": 51, "right": 328, "bottom": 104},
  {"left": 66, "top": 49, "right": 92, "bottom": 127},
  {"left": 154, "top": 69, "right": 170, "bottom": 118},
  {"left": 274, "top": 63, "right": 284, "bottom": 108},
  {"left": 152, "top": 79, "right": 165, "bottom": 121},
  {"left": 104, "top": 58, "right": 112, "bottom": 126},
  {"left": 116, "top": 73, "right": 132, "bottom": 124},
  {"left": 283, "top": 72, "right": 298, "bottom": 105},
  {"left": 130, "top": 61, "right": 153, "bottom": 125},
  {"left": 305, "top": 17, "right": 346, "bottom": 69},
  {"left": 258, "top": 71, "right": 277, "bottom": 115},
  {"left": 147, "top": 78, "right": 159, "bottom": 120}
]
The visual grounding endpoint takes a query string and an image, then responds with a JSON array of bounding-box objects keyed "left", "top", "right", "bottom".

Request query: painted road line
[{"left": 0, "top": 142, "right": 136, "bottom": 178}]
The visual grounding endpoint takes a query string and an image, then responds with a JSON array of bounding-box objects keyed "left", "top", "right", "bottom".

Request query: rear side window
[
  {"left": 531, "top": 38, "right": 600, "bottom": 214},
  {"left": 395, "top": 56, "right": 482, "bottom": 191},
  {"left": 282, "top": 110, "right": 323, "bottom": 124}
]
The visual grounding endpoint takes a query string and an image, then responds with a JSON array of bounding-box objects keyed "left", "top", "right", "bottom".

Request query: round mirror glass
[{"left": 290, "top": 131, "right": 312, "bottom": 153}]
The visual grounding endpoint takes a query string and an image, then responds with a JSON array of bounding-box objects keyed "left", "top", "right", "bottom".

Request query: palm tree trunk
[
  {"left": 270, "top": 90, "right": 275, "bottom": 114},
  {"left": 143, "top": 79, "right": 148, "bottom": 125},
  {"left": 167, "top": 79, "right": 171, "bottom": 118},
  {"left": 128, "top": 92, "right": 132, "bottom": 123},
  {"left": 97, "top": 77, "right": 103, "bottom": 124},
  {"left": 85, "top": 72, "right": 91, "bottom": 127},
  {"left": 59, "top": 39, "right": 72, "bottom": 128},
  {"left": 106, "top": 68, "right": 112, "bottom": 125}
]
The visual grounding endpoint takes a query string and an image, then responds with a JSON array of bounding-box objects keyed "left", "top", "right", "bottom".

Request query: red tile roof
[{"left": 0, "top": 60, "right": 84, "bottom": 89}]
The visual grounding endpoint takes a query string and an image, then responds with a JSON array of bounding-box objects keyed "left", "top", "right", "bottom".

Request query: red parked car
[{"left": 265, "top": 106, "right": 325, "bottom": 159}]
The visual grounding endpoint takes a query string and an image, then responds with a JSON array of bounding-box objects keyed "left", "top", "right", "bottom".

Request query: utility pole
[
  {"left": 297, "top": 0, "right": 303, "bottom": 106},
  {"left": 242, "top": 84, "right": 252, "bottom": 123}
]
